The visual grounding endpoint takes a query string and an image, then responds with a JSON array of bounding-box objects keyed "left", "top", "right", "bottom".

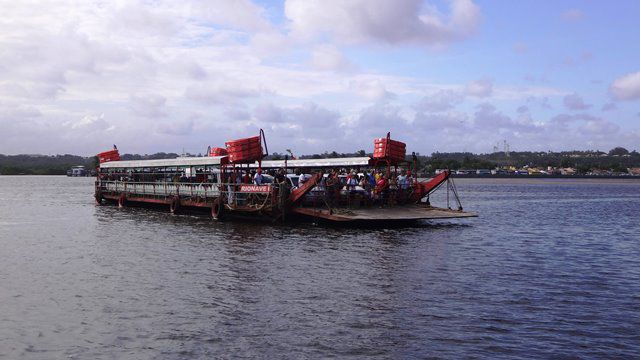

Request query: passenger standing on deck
[
  {"left": 254, "top": 168, "right": 264, "bottom": 185},
  {"left": 227, "top": 172, "right": 236, "bottom": 205},
  {"left": 358, "top": 174, "right": 366, "bottom": 188},
  {"left": 362, "top": 171, "right": 373, "bottom": 202},
  {"left": 397, "top": 170, "right": 408, "bottom": 203},
  {"left": 275, "top": 168, "right": 289, "bottom": 202},
  {"left": 275, "top": 168, "right": 286, "bottom": 185},
  {"left": 347, "top": 172, "right": 358, "bottom": 193},
  {"left": 388, "top": 176, "right": 398, "bottom": 205},
  {"left": 375, "top": 174, "right": 388, "bottom": 206},
  {"left": 235, "top": 170, "right": 245, "bottom": 205},
  {"left": 325, "top": 170, "right": 338, "bottom": 206},
  {"left": 397, "top": 170, "right": 407, "bottom": 188},
  {"left": 298, "top": 169, "right": 309, "bottom": 187}
]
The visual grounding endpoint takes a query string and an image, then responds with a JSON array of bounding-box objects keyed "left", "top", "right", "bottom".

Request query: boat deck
[{"left": 291, "top": 205, "right": 477, "bottom": 222}]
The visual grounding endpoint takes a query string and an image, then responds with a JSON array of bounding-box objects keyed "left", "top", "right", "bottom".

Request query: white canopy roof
[
  {"left": 99, "top": 156, "right": 373, "bottom": 169},
  {"left": 256, "top": 157, "right": 372, "bottom": 168},
  {"left": 99, "top": 156, "right": 227, "bottom": 169}
]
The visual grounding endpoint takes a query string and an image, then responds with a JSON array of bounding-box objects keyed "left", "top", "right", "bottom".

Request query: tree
[
  {"left": 609, "top": 147, "right": 629, "bottom": 156},
  {"left": 269, "top": 152, "right": 282, "bottom": 160},
  {"left": 577, "top": 164, "right": 591, "bottom": 174}
]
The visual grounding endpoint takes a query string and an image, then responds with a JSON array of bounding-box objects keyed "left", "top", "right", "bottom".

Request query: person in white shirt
[
  {"left": 254, "top": 168, "right": 264, "bottom": 185},
  {"left": 397, "top": 170, "right": 409, "bottom": 190},
  {"left": 298, "top": 173, "right": 308, "bottom": 187}
]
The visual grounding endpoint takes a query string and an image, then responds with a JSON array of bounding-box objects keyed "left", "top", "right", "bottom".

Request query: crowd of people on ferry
[
  {"left": 100, "top": 166, "right": 418, "bottom": 207},
  {"left": 317, "top": 168, "right": 417, "bottom": 206},
  {"left": 221, "top": 166, "right": 417, "bottom": 207}
]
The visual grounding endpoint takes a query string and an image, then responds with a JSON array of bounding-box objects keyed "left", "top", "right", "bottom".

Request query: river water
[{"left": 0, "top": 176, "right": 639, "bottom": 359}]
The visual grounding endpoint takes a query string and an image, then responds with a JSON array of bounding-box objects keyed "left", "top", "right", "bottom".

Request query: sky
[{"left": 1, "top": 0, "right": 639, "bottom": 156}]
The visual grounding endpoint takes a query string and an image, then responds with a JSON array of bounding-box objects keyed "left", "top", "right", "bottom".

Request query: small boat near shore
[
  {"left": 94, "top": 131, "right": 476, "bottom": 225},
  {"left": 67, "top": 165, "right": 87, "bottom": 177}
]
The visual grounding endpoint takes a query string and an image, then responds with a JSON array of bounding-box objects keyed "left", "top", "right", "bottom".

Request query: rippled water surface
[{"left": 1, "top": 176, "right": 639, "bottom": 359}]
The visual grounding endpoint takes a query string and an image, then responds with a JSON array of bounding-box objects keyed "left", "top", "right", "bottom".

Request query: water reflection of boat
[{"left": 94, "top": 131, "right": 476, "bottom": 225}]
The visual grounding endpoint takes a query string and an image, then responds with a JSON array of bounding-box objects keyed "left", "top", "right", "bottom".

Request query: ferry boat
[{"left": 94, "top": 131, "right": 476, "bottom": 224}]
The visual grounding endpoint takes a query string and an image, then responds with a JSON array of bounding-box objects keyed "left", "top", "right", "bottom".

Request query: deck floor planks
[{"left": 292, "top": 205, "right": 477, "bottom": 222}]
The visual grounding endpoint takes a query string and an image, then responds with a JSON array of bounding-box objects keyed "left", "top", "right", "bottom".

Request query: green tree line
[{"left": 1, "top": 147, "right": 638, "bottom": 175}]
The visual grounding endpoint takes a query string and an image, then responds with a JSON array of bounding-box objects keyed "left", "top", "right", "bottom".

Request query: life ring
[
  {"left": 211, "top": 197, "right": 224, "bottom": 220},
  {"left": 117, "top": 193, "right": 126, "bottom": 207},
  {"left": 170, "top": 196, "right": 180, "bottom": 214}
]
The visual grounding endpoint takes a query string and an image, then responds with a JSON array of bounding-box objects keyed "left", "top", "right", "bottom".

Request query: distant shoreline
[
  {"left": 3, "top": 174, "right": 639, "bottom": 183},
  {"left": 451, "top": 174, "right": 640, "bottom": 180}
]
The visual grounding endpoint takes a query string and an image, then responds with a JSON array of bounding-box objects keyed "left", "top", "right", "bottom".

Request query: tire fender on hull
[{"left": 211, "top": 197, "right": 224, "bottom": 220}]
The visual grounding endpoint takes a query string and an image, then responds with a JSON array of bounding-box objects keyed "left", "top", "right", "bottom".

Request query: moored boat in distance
[
  {"left": 94, "top": 131, "right": 477, "bottom": 224},
  {"left": 67, "top": 165, "right": 88, "bottom": 177}
]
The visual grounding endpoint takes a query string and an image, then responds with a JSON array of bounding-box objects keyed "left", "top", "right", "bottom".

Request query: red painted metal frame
[{"left": 288, "top": 172, "right": 322, "bottom": 204}]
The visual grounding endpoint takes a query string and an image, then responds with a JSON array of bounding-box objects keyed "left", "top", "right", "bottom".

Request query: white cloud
[
  {"left": 129, "top": 95, "right": 168, "bottom": 118},
  {"left": 610, "top": 71, "right": 640, "bottom": 101},
  {"left": 253, "top": 103, "right": 286, "bottom": 123},
  {"left": 563, "top": 93, "right": 591, "bottom": 110},
  {"left": 184, "top": 85, "right": 264, "bottom": 105},
  {"left": 66, "top": 113, "right": 114, "bottom": 133},
  {"left": 415, "top": 89, "right": 464, "bottom": 112},
  {"left": 156, "top": 119, "right": 195, "bottom": 136},
  {"left": 527, "top": 96, "right": 553, "bottom": 109},
  {"left": 356, "top": 103, "right": 409, "bottom": 134},
  {"left": 579, "top": 119, "right": 619, "bottom": 135},
  {"left": 190, "top": 0, "right": 273, "bottom": 32},
  {"left": 249, "top": 102, "right": 345, "bottom": 150},
  {"left": 310, "top": 45, "right": 354, "bottom": 72},
  {"left": 349, "top": 79, "right": 396, "bottom": 102},
  {"left": 414, "top": 111, "right": 468, "bottom": 131},
  {"left": 0, "top": 0, "right": 636, "bottom": 156},
  {"left": 466, "top": 78, "right": 493, "bottom": 97},
  {"left": 473, "top": 103, "right": 512, "bottom": 129},
  {"left": 224, "top": 107, "right": 251, "bottom": 121},
  {"left": 285, "top": 0, "right": 480, "bottom": 46}
]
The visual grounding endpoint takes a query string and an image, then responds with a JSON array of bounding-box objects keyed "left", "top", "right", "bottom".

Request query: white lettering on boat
[{"left": 238, "top": 185, "right": 271, "bottom": 193}]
